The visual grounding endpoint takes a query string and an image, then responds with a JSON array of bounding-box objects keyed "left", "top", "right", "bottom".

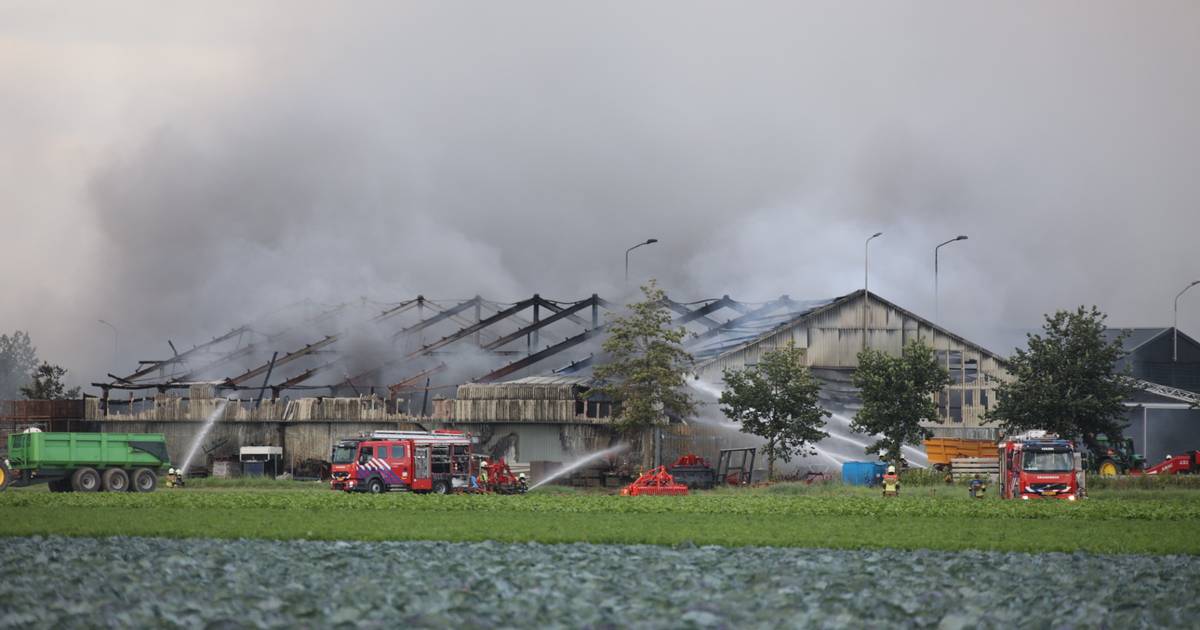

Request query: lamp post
[
  {"left": 934, "top": 235, "right": 968, "bottom": 324},
  {"left": 625, "top": 238, "right": 659, "bottom": 287},
  {"left": 1175, "top": 280, "right": 1200, "bottom": 362},
  {"left": 863, "top": 232, "right": 883, "bottom": 349},
  {"left": 98, "top": 319, "right": 118, "bottom": 368}
]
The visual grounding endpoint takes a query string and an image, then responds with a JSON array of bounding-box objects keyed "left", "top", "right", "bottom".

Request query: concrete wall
[{"left": 97, "top": 419, "right": 424, "bottom": 471}]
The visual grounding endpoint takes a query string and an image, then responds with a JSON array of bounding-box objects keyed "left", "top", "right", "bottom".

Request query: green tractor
[{"left": 1083, "top": 434, "right": 1145, "bottom": 477}]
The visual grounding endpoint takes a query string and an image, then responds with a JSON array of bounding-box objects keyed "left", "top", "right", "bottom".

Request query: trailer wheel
[
  {"left": 130, "top": 468, "right": 158, "bottom": 493},
  {"left": 1098, "top": 459, "right": 1120, "bottom": 477},
  {"left": 102, "top": 468, "right": 130, "bottom": 492},
  {"left": 71, "top": 467, "right": 101, "bottom": 492},
  {"left": 431, "top": 480, "right": 449, "bottom": 495},
  {"left": 0, "top": 461, "right": 8, "bottom": 491},
  {"left": 366, "top": 478, "right": 385, "bottom": 494}
]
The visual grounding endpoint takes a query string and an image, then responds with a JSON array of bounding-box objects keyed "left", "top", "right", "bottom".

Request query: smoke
[{"left": 3, "top": 2, "right": 1200, "bottom": 388}]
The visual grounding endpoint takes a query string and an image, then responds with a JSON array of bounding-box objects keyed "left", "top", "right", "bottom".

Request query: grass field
[{"left": 4, "top": 481, "right": 1199, "bottom": 554}]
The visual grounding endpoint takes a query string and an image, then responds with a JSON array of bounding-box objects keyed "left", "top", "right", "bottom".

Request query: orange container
[{"left": 923, "top": 438, "right": 996, "bottom": 466}]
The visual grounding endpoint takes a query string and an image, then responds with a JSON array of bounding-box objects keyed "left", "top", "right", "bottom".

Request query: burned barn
[{"left": 78, "top": 289, "right": 1023, "bottom": 475}]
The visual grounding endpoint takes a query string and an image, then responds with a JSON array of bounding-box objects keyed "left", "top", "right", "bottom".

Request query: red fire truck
[
  {"left": 998, "top": 433, "right": 1080, "bottom": 501},
  {"left": 330, "top": 430, "right": 473, "bottom": 494}
]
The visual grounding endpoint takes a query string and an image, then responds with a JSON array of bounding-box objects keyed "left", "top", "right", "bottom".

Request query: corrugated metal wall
[{"left": 694, "top": 292, "right": 1010, "bottom": 429}]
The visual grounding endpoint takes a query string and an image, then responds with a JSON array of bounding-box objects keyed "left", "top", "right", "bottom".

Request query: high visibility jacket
[
  {"left": 479, "top": 471, "right": 489, "bottom": 484},
  {"left": 882, "top": 474, "right": 899, "bottom": 490}
]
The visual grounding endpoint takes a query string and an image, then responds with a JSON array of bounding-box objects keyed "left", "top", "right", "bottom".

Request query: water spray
[
  {"left": 179, "top": 399, "right": 229, "bottom": 476},
  {"left": 529, "top": 443, "right": 628, "bottom": 491}
]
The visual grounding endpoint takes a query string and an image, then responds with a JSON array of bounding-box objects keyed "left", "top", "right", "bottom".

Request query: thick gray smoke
[{"left": 3, "top": 2, "right": 1200, "bottom": 389}]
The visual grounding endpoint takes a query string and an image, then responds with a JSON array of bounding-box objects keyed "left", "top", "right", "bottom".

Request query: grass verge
[{"left": 3, "top": 506, "right": 1197, "bottom": 554}]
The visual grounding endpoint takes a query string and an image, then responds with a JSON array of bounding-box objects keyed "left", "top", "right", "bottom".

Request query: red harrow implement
[{"left": 620, "top": 465, "right": 689, "bottom": 496}]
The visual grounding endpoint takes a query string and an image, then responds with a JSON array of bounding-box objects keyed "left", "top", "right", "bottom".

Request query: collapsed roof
[{"left": 97, "top": 293, "right": 842, "bottom": 399}]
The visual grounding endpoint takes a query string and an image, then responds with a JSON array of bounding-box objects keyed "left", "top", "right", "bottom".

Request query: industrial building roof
[{"left": 1101, "top": 328, "right": 1172, "bottom": 353}]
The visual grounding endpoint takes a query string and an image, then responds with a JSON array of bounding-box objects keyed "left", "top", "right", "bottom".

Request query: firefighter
[
  {"left": 881, "top": 464, "right": 899, "bottom": 497},
  {"left": 479, "top": 460, "right": 489, "bottom": 488},
  {"left": 517, "top": 472, "right": 528, "bottom": 493},
  {"left": 167, "top": 467, "right": 184, "bottom": 488},
  {"left": 969, "top": 474, "right": 987, "bottom": 499}
]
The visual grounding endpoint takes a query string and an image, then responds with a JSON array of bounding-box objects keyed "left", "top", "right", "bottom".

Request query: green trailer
[{"left": 0, "top": 431, "right": 171, "bottom": 492}]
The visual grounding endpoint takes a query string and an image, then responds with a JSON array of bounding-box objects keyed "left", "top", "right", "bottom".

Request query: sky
[{"left": 2, "top": 2, "right": 1199, "bottom": 389}]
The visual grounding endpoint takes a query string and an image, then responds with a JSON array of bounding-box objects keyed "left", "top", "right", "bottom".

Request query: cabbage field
[{"left": 0, "top": 536, "right": 1194, "bottom": 628}]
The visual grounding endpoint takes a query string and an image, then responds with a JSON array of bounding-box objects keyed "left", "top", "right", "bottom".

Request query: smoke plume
[{"left": 3, "top": 2, "right": 1200, "bottom": 388}]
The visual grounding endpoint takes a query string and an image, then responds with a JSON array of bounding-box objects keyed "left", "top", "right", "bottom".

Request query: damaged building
[{"left": 66, "top": 289, "right": 1037, "bottom": 476}]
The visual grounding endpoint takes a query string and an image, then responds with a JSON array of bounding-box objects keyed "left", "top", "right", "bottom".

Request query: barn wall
[{"left": 694, "top": 292, "right": 1010, "bottom": 429}]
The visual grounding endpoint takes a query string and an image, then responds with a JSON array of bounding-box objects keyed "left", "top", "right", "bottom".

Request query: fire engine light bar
[{"left": 368, "top": 431, "right": 471, "bottom": 443}]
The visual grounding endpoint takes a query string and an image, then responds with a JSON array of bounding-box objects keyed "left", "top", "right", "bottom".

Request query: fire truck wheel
[
  {"left": 102, "top": 468, "right": 130, "bottom": 492},
  {"left": 1098, "top": 459, "right": 1120, "bottom": 477},
  {"left": 366, "top": 478, "right": 385, "bottom": 494},
  {"left": 431, "top": 480, "right": 449, "bottom": 495},
  {"left": 71, "top": 467, "right": 101, "bottom": 492}
]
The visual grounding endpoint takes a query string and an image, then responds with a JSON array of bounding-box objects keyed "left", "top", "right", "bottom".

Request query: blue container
[
  {"left": 842, "top": 461, "right": 886, "bottom": 486},
  {"left": 870, "top": 462, "right": 888, "bottom": 483}
]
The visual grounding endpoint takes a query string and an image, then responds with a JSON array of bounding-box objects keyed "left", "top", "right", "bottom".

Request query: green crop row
[{"left": 3, "top": 490, "right": 1198, "bottom": 521}]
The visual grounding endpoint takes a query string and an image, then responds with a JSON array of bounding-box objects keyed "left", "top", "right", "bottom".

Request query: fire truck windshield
[
  {"left": 1022, "top": 451, "right": 1073, "bottom": 472},
  {"left": 331, "top": 444, "right": 357, "bottom": 464}
]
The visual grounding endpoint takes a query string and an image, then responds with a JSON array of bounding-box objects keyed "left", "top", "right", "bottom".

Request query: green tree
[
  {"left": 719, "top": 341, "right": 830, "bottom": 480},
  {"left": 592, "top": 280, "right": 696, "bottom": 435},
  {"left": 20, "top": 362, "right": 81, "bottom": 400},
  {"left": 851, "top": 340, "right": 950, "bottom": 463},
  {"left": 985, "top": 306, "right": 1132, "bottom": 447},
  {"left": 0, "top": 331, "right": 39, "bottom": 399}
]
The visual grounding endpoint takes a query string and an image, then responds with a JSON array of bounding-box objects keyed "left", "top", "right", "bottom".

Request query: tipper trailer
[{"left": 0, "top": 431, "right": 171, "bottom": 492}]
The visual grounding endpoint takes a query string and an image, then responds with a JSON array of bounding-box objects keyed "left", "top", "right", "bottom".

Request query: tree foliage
[
  {"left": 592, "top": 280, "right": 696, "bottom": 435},
  {"left": 0, "top": 331, "right": 39, "bottom": 399},
  {"left": 719, "top": 341, "right": 830, "bottom": 479},
  {"left": 851, "top": 341, "right": 950, "bottom": 463},
  {"left": 985, "top": 306, "right": 1132, "bottom": 445},
  {"left": 20, "top": 362, "right": 81, "bottom": 400}
]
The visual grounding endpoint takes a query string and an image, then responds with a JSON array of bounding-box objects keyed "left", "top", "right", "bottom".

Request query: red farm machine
[
  {"left": 620, "top": 466, "right": 689, "bottom": 496},
  {"left": 1133, "top": 451, "right": 1200, "bottom": 476}
]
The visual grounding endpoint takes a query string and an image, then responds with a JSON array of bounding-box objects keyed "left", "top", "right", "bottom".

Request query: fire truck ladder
[{"left": 1129, "top": 378, "right": 1200, "bottom": 406}]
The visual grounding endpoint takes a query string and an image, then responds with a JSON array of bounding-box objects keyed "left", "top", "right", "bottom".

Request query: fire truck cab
[
  {"left": 330, "top": 430, "right": 472, "bottom": 494},
  {"left": 998, "top": 432, "right": 1080, "bottom": 501}
]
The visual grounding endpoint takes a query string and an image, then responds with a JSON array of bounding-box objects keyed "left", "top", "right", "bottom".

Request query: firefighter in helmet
[
  {"left": 882, "top": 464, "right": 899, "bottom": 497},
  {"left": 517, "top": 472, "right": 528, "bottom": 493},
  {"left": 167, "top": 467, "right": 184, "bottom": 488},
  {"left": 479, "top": 460, "right": 489, "bottom": 488},
  {"left": 969, "top": 474, "right": 987, "bottom": 499}
]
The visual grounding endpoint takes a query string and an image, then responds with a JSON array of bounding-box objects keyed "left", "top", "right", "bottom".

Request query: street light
[
  {"left": 625, "top": 238, "right": 659, "bottom": 286},
  {"left": 863, "top": 232, "right": 883, "bottom": 348},
  {"left": 1174, "top": 280, "right": 1200, "bottom": 362},
  {"left": 97, "top": 319, "right": 118, "bottom": 367},
  {"left": 934, "top": 235, "right": 968, "bottom": 324}
]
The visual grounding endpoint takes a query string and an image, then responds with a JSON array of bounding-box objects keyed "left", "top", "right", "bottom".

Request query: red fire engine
[
  {"left": 998, "top": 433, "right": 1080, "bottom": 501},
  {"left": 330, "top": 430, "right": 472, "bottom": 494}
]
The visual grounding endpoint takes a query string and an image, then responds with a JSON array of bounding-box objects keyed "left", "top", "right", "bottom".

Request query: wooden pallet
[{"left": 950, "top": 456, "right": 999, "bottom": 481}]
